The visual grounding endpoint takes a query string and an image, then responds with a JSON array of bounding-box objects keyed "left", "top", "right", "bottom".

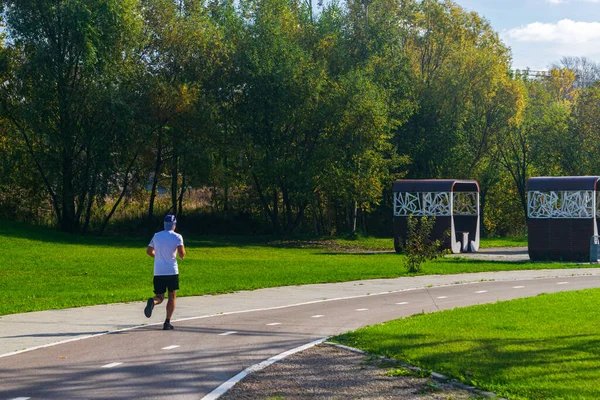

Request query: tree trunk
[
  {"left": 99, "top": 178, "right": 129, "bottom": 235},
  {"left": 148, "top": 130, "right": 163, "bottom": 224},
  {"left": 252, "top": 173, "right": 280, "bottom": 233},
  {"left": 82, "top": 173, "right": 98, "bottom": 234},
  {"left": 60, "top": 155, "right": 77, "bottom": 232},
  {"left": 171, "top": 152, "right": 178, "bottom": 216},
  {"left": 177, "top": 172, "right": 186, "bottom": 218},
  {"left": 350, "top": 201, "right": 358, "bottom": 233}
]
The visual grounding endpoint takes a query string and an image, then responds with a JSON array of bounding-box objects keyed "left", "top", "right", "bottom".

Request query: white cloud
[
  {"left": 504, "top": 19, "right": 600, "bottom": 43},
  {"left": 545, "top": 0, "right": 565, "bottom": 4},
  {"left": 502, "top": 20, "right": 600, "bottom": 69}
]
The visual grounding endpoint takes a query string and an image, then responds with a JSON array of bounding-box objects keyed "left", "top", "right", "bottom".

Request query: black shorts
[{"left": 153, "top": 274, "right": 179, "bottom": 295}]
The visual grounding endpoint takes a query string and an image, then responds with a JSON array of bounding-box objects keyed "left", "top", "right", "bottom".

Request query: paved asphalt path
[{"left": 2, "top": 267, "right": 600, "bottom": 399}]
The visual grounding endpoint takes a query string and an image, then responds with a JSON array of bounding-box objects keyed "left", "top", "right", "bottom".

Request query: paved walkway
[
  {"left": 2, "top": 267, "right": 600, "bottom": 358},
  {"left": 447, "top": 246, "right": 530, "bottom": 262}
]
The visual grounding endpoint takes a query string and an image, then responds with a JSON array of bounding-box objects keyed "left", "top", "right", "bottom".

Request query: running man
[{"left": 144, "top": 215, "right": 186, "bottom": 330}]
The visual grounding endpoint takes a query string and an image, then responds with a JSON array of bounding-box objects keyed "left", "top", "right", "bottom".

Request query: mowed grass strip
[
  {"left": 332, "top": 235, "right": 527, "bottom": 251},
  {"left": 0, "top": 220, "right": 572, "bottom": 316},
  {"left": 334, "top": 289, "right": 600, "bottom": 400}
]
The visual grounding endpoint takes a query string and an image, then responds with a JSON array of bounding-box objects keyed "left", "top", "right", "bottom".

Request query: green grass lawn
[
  {"left": 480, "top": 236, "right": 527, "bottom": 248},
  {"left": 333, "top": 289, "right": 600, "bottom": 399},
  {"left": 0, "top": 220, "right": 558, "bottom": 316},
  {"left": 332, "top": 235, "right": 527, "bottom": 251}
]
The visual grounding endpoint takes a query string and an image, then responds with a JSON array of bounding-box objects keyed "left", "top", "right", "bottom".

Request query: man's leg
[
  {"left": 163, "top": 290, "right": 176, "bottom": 330},
  {"left": 145, "top": 275, "right": 167, "bottom": 318},
  {"left": 166, "top": 290, "right": 176, "bottom": 319},
  {"left": 163, "top": 290, "right": 177, "bottom": 331},
  {"left": 145, "top": 293, "right": 163, "bottom": 318}
]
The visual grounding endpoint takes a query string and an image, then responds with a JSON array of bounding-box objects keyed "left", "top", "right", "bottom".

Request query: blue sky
[{"left": 453, "top": 0, "right": 600, "bottom": 70}]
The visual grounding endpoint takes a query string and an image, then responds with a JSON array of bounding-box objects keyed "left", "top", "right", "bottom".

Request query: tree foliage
[{"left": 0, "top": 0, "right": 598, "bottom": 237}]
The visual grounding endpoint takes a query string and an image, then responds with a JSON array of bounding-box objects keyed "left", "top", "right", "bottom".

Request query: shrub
[{"left": 400, "top": 215, "right": 447, "bottom": 273}]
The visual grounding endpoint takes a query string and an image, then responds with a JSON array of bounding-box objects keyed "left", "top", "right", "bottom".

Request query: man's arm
[
  {"left": 177, "top": 245, "right": 186, "bottom": 260},
  {"left": 146, "top": 246, "right": 155, "bottom": 258}
]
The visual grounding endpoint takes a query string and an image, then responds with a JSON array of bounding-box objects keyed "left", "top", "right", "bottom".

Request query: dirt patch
[{"left": 220, "top": 344, "right": 486, "bottom": 400}]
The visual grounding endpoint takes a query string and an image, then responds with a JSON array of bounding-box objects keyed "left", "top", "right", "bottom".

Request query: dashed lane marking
[
  {"left": 266, "top": 323, "right": 282, "bottom": 326},
  {"left": 557, "top": 282, "right": 569, "bottom": 285},
  {"left": 436, "top": 296, "right": 448, "bottom": 299},
  {"left": 355, "top": 308, "right": 368, "bottom": 311},
  {"left": 219, "top": 331, "right": 238, "bottom": 336},
  {"left": 513, "top": 286, "right": 525, "bottom": 289},
  {"left": 475, "top": 290, "right": 488, "bottom": 294},
  {"left": 311, "top": 315, "right": 324, "bottom": 318},
  {"left": 101, "top": 362, "right": 123, "bottom": 369},
  {"left": 5, "top": 274, "right": 597, "bottom": 360},
  {"left": 10, "top": 397, "right": 31, "bottom": 400},
  {"left": 162, "top": 345, "right": 180, "bottom": 350},
  {"left": 396, "top": 302, "right": 409, "bottom": 305}
]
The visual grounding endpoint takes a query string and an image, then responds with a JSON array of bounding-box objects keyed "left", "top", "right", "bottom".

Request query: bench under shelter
[
  {"left": 392, "top": 179, "right": 480, "bottom": 254},
  {"left": 527, "top": 176, "right": 600, "bottom": 261}
]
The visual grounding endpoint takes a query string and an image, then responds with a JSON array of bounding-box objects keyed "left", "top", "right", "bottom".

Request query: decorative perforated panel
[
  {"left": 453, "top": 192, "right": 478, "bottom": 216},
  {"left": 527, "top": 190, "right": 595, "bottom": 219},
  {"left": 394, "top": 192, "right": 451, "bottom": 216}
]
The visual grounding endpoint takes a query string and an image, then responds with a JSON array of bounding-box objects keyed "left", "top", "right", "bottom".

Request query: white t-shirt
[{"left": 148, "top": 230, "right": 184, "bottom": 276}]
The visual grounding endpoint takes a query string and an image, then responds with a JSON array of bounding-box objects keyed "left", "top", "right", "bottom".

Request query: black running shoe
[
  {"left": 144, "top": 298, "right": 154, "bottom": 318},
  {"left": 163, "top": 322, "right": 174, "bottom": 330}
]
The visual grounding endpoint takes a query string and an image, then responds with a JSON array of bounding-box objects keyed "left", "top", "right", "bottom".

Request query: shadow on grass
[
  {"left": 335, "top": 331, "right": 600, "bottom": 399},
  {"left": 0, "top": 219, "right": 394, "bottom": 253},
  {"left": 0, "top": 219, "right": 315, "bottom": 250}
]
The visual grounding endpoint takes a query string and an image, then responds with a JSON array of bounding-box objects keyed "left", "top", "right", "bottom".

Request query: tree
[
  {"left": 569, "top": 83, "right": 600, "bottom": 175},
  {"left": 399, "top": 0, "right": 517, "bottom": 181},
  {"left": 550, "top": 56, "right": 600, "bottom": 89},
  {"left": 0, "top": 0, "right": 140, "bottom": 232},
  {"left": 134, "top": 0, "right": 223, "bottom": 226},
  {"left": 314, "top": 0, "right": 413, "bottom": 233},
  {"left": 236, "top": 0, "right": 329, "bottom": 233}
]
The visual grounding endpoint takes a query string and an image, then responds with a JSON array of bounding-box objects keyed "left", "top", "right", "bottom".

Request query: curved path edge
[
  {"left": 202, "top": 338, "right": 328, "bottom": 400},
  {"left": 1, "top": 267, "right": 599, "bottom": 358}
]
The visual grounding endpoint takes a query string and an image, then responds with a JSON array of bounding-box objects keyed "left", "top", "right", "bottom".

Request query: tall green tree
[
  {"left": 400, "top": 0, "right": 516, "bottom": 180},
  {"left": 236, "top": 0, "right": 329, "bottom": 233},
  {"left": 0, "top": 0, "right": 140, "bottom": 232}
]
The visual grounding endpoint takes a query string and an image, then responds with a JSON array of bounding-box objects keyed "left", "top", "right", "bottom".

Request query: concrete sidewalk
[{"left": 2, "top": 268, "right": 600, "bottom": 357}]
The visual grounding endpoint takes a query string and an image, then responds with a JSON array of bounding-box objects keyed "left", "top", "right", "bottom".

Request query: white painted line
[
  {"left": 266, "top": 323, "right": 282, "bottom": 326},
  {"left": 396, "top": 302, "right": 409, "bottom": 305},
  {"left": 355, "top": 308, "right": 368, "bottom": 311},
  {"left": 11, "top": 397, "right": 31, "bottom": 400},
  {"left": 557, "top": 282, "right": 569, "bottom": 285},
  {"left": 101, "top": 362, "right": 123, "bottom": 369},
  {"left": 436, "top": 296, "right": 448, "bottom": 299},
  {"left": 513, "top": 286, "right": 525, "bottom": 289},
  {"left": 219, "top": 331, "right": 238, "bottom": 336},
  {"left": 162, "top": 345, "right": 180, "bottom": 350},
  {"left": 475, "top": 290, "right": 488, "bottom": 294},
  {"left": 311, "top": 315, "right": 324, "bottom": 318},
  {"left": 201, "top": 338, "right": 327, "bottom": 400},
  {"left": 4, "top": 274, "right": 596, "bottom": 360}
]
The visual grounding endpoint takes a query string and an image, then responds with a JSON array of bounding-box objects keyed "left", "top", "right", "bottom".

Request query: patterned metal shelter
[
  {"left": 392, "top": 180, "right": 480, "bottom": 254},
  {"left": 527, "top": 176, "right": 600, "bottom": 261}
]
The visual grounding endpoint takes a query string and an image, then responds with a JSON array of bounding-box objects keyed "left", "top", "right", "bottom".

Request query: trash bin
[{"left": 590, "top": 236, "right": 600, "bottom": 263}]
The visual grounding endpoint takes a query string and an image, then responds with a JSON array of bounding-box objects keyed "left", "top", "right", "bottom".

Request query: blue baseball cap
[{"left": 164, "top": 215, "right": 177, "bottom": 224}]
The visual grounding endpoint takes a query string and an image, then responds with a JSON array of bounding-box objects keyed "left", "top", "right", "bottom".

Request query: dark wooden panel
[{"left": 528, "top": 218, "right": 594, "bottom": 261}]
